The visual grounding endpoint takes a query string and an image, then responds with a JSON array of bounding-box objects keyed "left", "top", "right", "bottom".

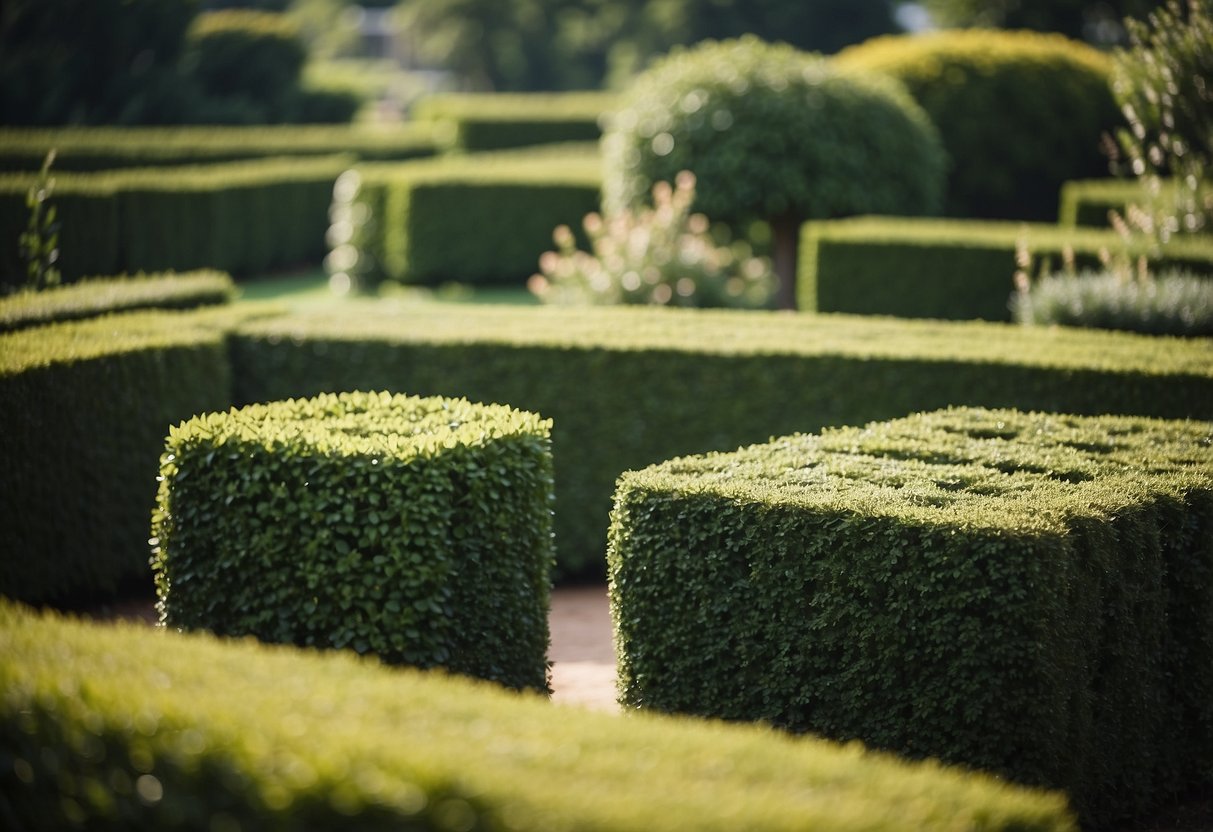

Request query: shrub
[
  {"left": 1011, "top": 269, "right": 1213, "bottom": 336},
  {"left": 835, "top": 30, "right": 1118, "bottom": 221},
  {"left": 602, "top": 36, "right": 945, "bottom": 308},
  {"left": 0, "top": 601, "right": 1078, "bottom": 831},
  {"left": 151, "top": 391, "right": 554, "bottom": 692},
  {"left": 0, "top": 270, "right": 235, "bottom": 334},
  {"left": 412, "top": 91, "right": 617, "bottom": 152},
  {"left": 529, "top": 171, "right": 774, "bottom": 309},
  {"left": 1058, "top": 178, "right": 1158, "bottom": 227},
  {"left": 607, "top": 407, "right": 1213, "bottom": 826}
]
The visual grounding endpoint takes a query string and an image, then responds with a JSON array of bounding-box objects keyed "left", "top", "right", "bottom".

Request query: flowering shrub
[{"left": 529, "top": 171, "right": 774, "bottom": 309}]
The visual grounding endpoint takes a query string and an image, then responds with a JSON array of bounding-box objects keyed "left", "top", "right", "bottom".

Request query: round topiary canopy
[{"left": 602, "top": 36, "right": 946, "bottom": 308}]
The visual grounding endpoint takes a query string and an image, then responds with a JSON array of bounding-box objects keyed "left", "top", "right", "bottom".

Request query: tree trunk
[{"left": 770, "top": 214, "right": 801, "bottom": 311}]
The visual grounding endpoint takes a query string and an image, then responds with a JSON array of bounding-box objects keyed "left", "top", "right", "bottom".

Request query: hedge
[
  {"left": 0, "top": 270, "right": 236, "bottom": 333},
  {"left": 0, "top": 310, "right": 234, "bottom": 604},
  {"left": 1056, "top": 178, "right": 1208, "bottom": 228},
  {"left": 152, "top": 391, "right": 554, "bottom": 692},
  {"left": 607, "top": 407, "right": 1213, "bottom": 826},
  {"left": 347, "top": 146, "right": 602, "bottom": 287},
  {"left": 0, "top": 156, "right": 351, "bottom": 288},
  {"left": 411, "top": 91, "right": 616, "bottom": 152},
  {"left": 230, "top": 302, "right": 1213, "bottom": 577},
  {"left": 798, "top": 216, "right": 1213, "bottom": 321},
  {"left": 0, "top": 124, "right": 443, "bottom": 173},
  {"left": 0, "top": 601, "right": 1077, "bottom": 831}
]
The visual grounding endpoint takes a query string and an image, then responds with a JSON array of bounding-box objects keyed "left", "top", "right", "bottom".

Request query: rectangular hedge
[
  {"left": 607, "top": 407, "right": 1213, "bottom": 826},
  {"left": 1057, "top": 178, "right": 1150, "bottom": 227},
  {"left": 0, "top": 123, "right": 443, "bottom": 173},
  {"left": 411, "top": 91, "right": 617, "bottom": 152},
  {"left": 230, "top": 302, "right": 1213, "bottom": 577},
  {"left": 798, "top": 216, "right": 1213, "bottom": 321},
  {"left": 0, "top": 600, "right": 1077, "bottom": 831},
  {"left": 0, "top": 310, "right": 234, "bottom": 604},
  {"left": 153, "top": 391, "right": 554, "bottom": 692},
  {"left": 0, "top": 156, "right": 351, "bottom": 288}
]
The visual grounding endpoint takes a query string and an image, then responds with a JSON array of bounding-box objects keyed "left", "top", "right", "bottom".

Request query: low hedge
[
  {"left": 0, "top": 310, "right": 234, "bottom": 604},
  {"left": 1056, "top": 178, "right": 1208, "bottom": 228},
  {"left": 152, "top": 391, "right": 554, "bottom": 692},
  {"left": 799, "top": 216, "right": 1213, "bottom": 320},
  {"left": 607, "top": 407, "right": 1213, "bottom": 826},
  {"left": 0, "top": 601, "right": 1077, "bottom": 831},
  {"left": 411, "top": 91, "right": 616, "bottom": 152},
  {"left": 0, "top": 156, "right": 351, "bottom": 288},
  {"left": 231, "top": 303, "right": 1213, "bottom": 577},
  {"left": 0, "top": 124, "right": 443, "bottom": 173},
  {"left": 0, "top": 270, "right": 236, "bottom": 333},
  {"left": 347, "top": 147, "right": 602, "bottom": 287}
]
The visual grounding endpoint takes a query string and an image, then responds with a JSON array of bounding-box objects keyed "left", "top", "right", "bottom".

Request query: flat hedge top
[
  {"left": 237, "top": 301, "right": 1213, "bottom": 377},
  {"left": 357, "top": 145, "right": 602, "bottom": 186},
  {"left": 0, "top": 155, "right": 353, "bottom": 193},
  {"left": 171, "top": 390, "right": 551, "bottom": 461},
  {"left": 413, "top": 91, "right": 619, "bottom": 121},
  {"left": 0, "top": 601, "right": 1076, "bottom": 831},
  {"left": 621, "top": 407, "right": 1213, "bottom": 534}
]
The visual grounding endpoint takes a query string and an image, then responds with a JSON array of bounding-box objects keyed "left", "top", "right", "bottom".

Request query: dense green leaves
[{"left": 412, "top": 92, "right": 616, "bottom": 152}]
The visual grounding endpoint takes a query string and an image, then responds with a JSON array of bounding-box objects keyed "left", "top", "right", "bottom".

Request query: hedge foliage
[
  {"left": 799, "top": 216, "right": 1213, "bottom": 320},
  {"left": 0, "top": 601, "right": 1077, "bottom": 831},
  {"left": 412, "top": 91, "right": 616, "bottom": 152},
  {"left": 607, "top": 407, "right": 1213, "bottom": 826},
  {"left": 0, "top": 270, "right": 235, "bottom": 333},
  {"left": 345, "top": 147, "right": 601, "bottom": 287},
  {"left": 1057, "top": 177, "right": 1192, "bottom": 228},
  {"left": 0, "top": 156, "right": 350, "bottom": 287},
  {"left": 0, "top": 124, "right": 442, "bottom": 173},
  {"left": 835, "top": 30, "right": 1118, "bottom": 221},
  {"left": 152, "top": 391, "right": 554, "bottom": 692},
  {"left": 0, "top": 310, "right": 233, "bottom": 604},
  {"left": 231, "top": 302, "right": 1213, "bottom": 577}
]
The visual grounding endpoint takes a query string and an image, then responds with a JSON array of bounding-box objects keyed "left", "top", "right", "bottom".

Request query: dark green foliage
[
  {"left": 0, "top": 601, "right": 1078, "bottom": 831},
  {"left": 0, "top": 311, "right": 233, "bottom": 604},
  {"left": 151, "top": 391, "right": 554, "bottom": 691},
  {"left": 836, "top": 30, "right": 1119, "bottom": 221},
  {"left": 0, "top": 270, "right": 235, "bottom": 334},
  {"left": 607, "top": 407, "right": 1213, "bottom": 826},
  {"left": 921, "top": 0, "right": 1164, "bottom": 44},
  {"left": 17, "top": 151, "right": 60, "bottom": 292},
  {"left": 230, "top": 303, "right": 1213, "bottom": 578},
  {"left": 412, "top": 92, "right": 616, "bottom": 152},
  {"left": 799, "top": 216, "right": 1213, "bottom": 320},
  {"left": 1058, "top": 178, "right": 1152, "bottom": 227}
]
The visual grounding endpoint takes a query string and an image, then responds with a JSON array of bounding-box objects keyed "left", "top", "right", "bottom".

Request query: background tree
[{"left": 921, "top": 0, "right": 1166, "bottom": 45}]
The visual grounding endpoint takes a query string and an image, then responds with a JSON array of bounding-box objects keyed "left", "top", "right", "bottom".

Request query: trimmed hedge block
[
  {"left": 151, "top": 391, "right": 554, "bottom": 692},
  {"left": 799, "top": 216, "right": 1213, "bottom": 320},
  {"left": 0, "top": 601, "right": 1078, "bottom": 831},
  {"left": 1055, "top": 178, "right": 1209, "bottom": 229},
  {"left": 412, "top": 91, "right": 616, "bottom": 152},
  {"left": 607, "top": 407, "right": 1213, "bottom": 826},
  {"left": 0, "top": 311, "right": 233, "bottom": 604},
  {"left": 231, "top": 303, "right": 1213, "bottom": 577}
]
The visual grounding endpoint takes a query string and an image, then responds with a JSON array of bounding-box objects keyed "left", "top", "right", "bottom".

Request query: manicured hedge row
[
  {"left": 0, "top": 601, "right": 1077, "bottom": 831},
  {"left": 0, "top": 311, "right": 234, "bottom": 604},
  {"left": 412, "top": 91, "right": 616, "bottom": 152},
  {"left": 153, "top": 391, "right": 554, "bottom": 692},
  {"left": 607, "top": 407, "right": 1213, "bottom": 826},
  {"left": 799, "top": 216, "right": 1213, "bottom": 320},
  {"left": 0, "top": 124, "right": 443, "bottom": 173},
  {"left": 0, "top": 156, "right": 351, "bottom": 288},
  {"left": 348, "top": 147, "right": 601, "bottom": 287},
  {"left": 230, "top": 303, "right": 1213, "bottom": 577},
  {"left": 0, "top": 270, "right": 236, "bottom": 334},
  {"left": 1054, "top": 178, "right": 1208, "bottom": 229}
]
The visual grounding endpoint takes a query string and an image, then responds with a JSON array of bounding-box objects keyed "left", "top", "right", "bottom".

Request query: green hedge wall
[
  {"left": 0, "top": 156, "right": 350, "bottom": 288},
  {"left": 349, "top": 147, "right": 602, "bottom": 287},
  {"left": 152, "top": 391, "right": 554, "bottom": 692},
  {"left": 230, "top": 303, "right": 1213, "bottom": 578},
  {"left": 0, "top": 601, "right": 1077, "bottom": 831},
  {"left": 0, "top": 270, "right": 236, "bottom": 333},
  {"left": 607, "top": 407, "right": 1213, "bottom": 826},
  {"left": 411, "top": 91, "right": 616, "bottom": 152},
  {"left": 799, "top": 216, "right": 1213, "bottom": 320},
  {"left": 0, "top": 311, "right": 234, "bottom": 604},
  {"left": 0, "top": 124, "right": 442, "bottom": 173}
]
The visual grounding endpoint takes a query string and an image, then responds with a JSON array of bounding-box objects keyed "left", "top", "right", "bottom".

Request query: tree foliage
[{"left": 922, "top": 0, "right": 1167, "bottom": 45}]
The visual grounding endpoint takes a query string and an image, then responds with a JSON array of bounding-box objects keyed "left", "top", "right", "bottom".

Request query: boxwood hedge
[
  {"left": 607, "top": 407, "right": 1213, "bottom": 826},
  {"left": 1056, "top": 178, "right": 1201, "bottom": 228},
  {"left": 152, "top": 391, "right": 554, "bottom": 692},
  {"left": 411, "top": 91, "right": 616, "bottom": 152},
  {"left": 0, "top": 600, "right": 1077, "bottom": 831}
]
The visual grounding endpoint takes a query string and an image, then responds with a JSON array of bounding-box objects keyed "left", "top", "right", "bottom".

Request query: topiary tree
[
  {"left": 603, "top": 36, "right": 945, "bottom": 309},
  {"left": 836, "top": 30, "right": 1119, "bottom": 221}
]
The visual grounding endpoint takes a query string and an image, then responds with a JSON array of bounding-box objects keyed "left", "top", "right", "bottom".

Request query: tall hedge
[
  {"left": 835, "top": 30, "right": 1118, "bottom": 221},
  {"left": 412, "top": 91, "right": 616, "bottom": 152},
  {"left": 607, "top": 407, "right": 1213, "bottom": 826}
]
